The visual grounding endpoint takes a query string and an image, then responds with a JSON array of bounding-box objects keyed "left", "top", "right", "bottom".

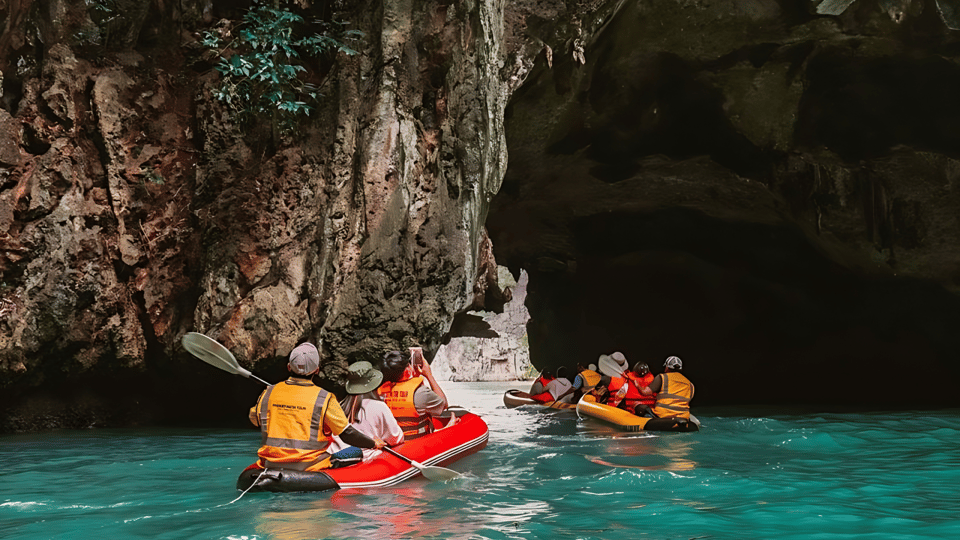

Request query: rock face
[
  {"left": 432, "top": 267, "right": 534, "bottom": 382},
  {"left": 2, "top": 0, "right": 960, "bottom": 430},
  {"left": 488, "top": 0, "right": 960, "bottom": 407},
  {"left": 0, "top": 0, "right": 516, "bottom": 430}
]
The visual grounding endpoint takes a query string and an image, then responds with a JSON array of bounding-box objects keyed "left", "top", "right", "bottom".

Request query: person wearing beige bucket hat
[{"left": 327, "top": 361, "right": 405, "bottom": 466}]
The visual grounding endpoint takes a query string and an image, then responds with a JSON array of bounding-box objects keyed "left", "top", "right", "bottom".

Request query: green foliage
[
  {"left": 73, "top": 0, "right": 119, "bottom": 47},
  {"left": 201, "top": 3, "right": 362, "bottom": 134}
]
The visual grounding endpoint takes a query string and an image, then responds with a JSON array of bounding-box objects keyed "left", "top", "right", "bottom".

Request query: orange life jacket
[
  {"left": 255, "top": 379, "right": 334, "bottom": 469},
  {"left": 378, "top": 376, "right": 432, "bottom": 440},
  {"left": 652, "top": 372, "right": 694, "bottom": 419},
  {"left": 578, "top": 369, "right": 602, "bottom": 393},
  {"left": 608, "top": 372, "right": 655, "bottom": 408}
]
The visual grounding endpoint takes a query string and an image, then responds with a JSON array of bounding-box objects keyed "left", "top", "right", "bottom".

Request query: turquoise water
[{"left": 2, "top": 381, "right": 959, "bottom": 540}]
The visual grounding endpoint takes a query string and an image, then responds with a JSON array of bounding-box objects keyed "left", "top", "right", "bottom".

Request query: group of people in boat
[
  {"left": 247, "top": 342, "right": 694, "bottom": 473},
  {"left": 248, "top": 343, "right": 455, "bottom": 473},
  {"left": 526, "top": 351, "right": 695, "bottom": 421}
]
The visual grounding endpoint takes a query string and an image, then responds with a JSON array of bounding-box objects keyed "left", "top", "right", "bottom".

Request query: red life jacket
[{"left": 608, "top": 372, "right": 655, "bottom": 408}]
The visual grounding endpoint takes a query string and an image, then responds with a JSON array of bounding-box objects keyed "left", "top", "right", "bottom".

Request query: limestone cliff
[
  {"left": 0, "top": 0, "right": 524, "bottom": 430},
  {"left": 432, "top": 267, "right": 534, "bottom": 382}
]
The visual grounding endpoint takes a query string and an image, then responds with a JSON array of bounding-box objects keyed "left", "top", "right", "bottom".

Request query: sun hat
[
  {"left": 611, "top": 351, "right": 628, "bottom": 370},
  {"left": 345, "top": 361, "right": 384, "bottom": 394},
  {"left": 288, "top": 342, "right": 321, "bottom": 375},
  {"left": 664, "top": 356, "right": 683, "bottom": 370}
]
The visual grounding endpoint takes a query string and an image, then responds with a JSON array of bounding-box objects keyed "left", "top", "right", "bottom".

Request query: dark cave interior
[
  {"left": 487, "top": 6, "right": 960, "bottom": 409},
  {"left": 489, "top": 207, "right": 960, "bottom": 408}
]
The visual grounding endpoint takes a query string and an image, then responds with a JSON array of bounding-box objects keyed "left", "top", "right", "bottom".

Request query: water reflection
[
  {"left": 254, "top": 484, "right": 485, "bottom": 540},
  {"left": 580, "top": 423, "right": 699, "bottom": 472}
]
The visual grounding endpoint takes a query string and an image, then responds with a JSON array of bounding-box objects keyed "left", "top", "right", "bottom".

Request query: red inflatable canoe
[{"left": 236, "top": 410, "right": 488, "bottom": 492}]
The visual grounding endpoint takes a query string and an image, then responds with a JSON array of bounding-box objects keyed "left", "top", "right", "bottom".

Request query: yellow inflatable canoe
[{"left": 576, "top": 394, "right": 699, "bottom": 432}]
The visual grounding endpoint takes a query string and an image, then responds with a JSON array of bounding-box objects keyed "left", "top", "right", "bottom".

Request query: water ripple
[{"left": 2, "top": 384, "right": 959, "bottom": 539}]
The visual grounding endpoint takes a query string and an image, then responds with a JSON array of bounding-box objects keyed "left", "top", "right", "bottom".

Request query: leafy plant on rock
[{"left": 201, "top": 2, "right": 362, "bottom": 134}]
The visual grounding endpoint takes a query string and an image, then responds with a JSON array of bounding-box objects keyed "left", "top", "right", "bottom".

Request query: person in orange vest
[
  {"left": 606, "top": 361, "right": 651, "bottom": 412},
  {"left": 638, "top": 356, "right": 695, "bottom": 420},
  {"left": 377, "top": 347, "right": 452, "bottom": 440},
  {"left": 249, "top": 342, "right": 385, "bottom": 471},
  {"left": 626, "top": 362, "right": 657, "bottom": 417},
  {"left": 528, "top": 369, "right": 554, "bottom": 399},
  {"left": 569, "top": 362, "right": 602, "bottom": 402},
  {"left": 524, "top": 369, "right": 558, "bottom": 402}
]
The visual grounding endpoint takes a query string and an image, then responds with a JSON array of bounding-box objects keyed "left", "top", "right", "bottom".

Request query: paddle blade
[
  {"left": 421, "top": 465, "right": 462, "bottom": 481},
  {"left": 182, "top": 332, "right": 246, "bottom": 376},
  {"left": 384, "top": 446, "right": 463, "bottom": 481}
]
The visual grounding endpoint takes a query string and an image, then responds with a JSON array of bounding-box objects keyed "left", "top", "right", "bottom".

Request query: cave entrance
[{"left": 487, "top": 203, "right": 960, "bottom": 408}]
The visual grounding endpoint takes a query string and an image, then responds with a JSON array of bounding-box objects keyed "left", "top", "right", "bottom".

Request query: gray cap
[
  {"left": 288, "top": 342, "right": 320, "bottom": 376},
  {"left": 664, "top": 356, "right": 683, "bottom": 370}
]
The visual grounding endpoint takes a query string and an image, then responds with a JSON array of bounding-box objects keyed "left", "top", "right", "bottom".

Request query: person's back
[
  {"left": 644, "top": 356, "right": 694, "bottom": 420},
  {"left": 377, "top": 347, "right": 449, "bottom": 439},
  {"left": 546, "top": 366, "right": 574, "bottom": 402},
  {"left": 328, "top": 362, "right": 404, "bottom": 463},
  {"left": 529, "top": 370, "right": 553, "bottom": 396},
  {"left": 250, "top": 343, "right": 384, "bottom": 471},
  {"left": 330, "top": 396, "right": 404, "bottom": 462},
  {"left": 574, "top": 364, "right": 602, "bottom": 393}
]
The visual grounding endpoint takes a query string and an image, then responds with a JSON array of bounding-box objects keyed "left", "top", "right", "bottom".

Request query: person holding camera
[{"left": 377, "top": 347, "right": 453, "bottom": 440}]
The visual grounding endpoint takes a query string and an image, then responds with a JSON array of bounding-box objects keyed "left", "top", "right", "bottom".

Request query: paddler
[
  {"left": 544, "top": 366, "right": 575, "bottom": 403},
  {"left": 606, "top": 359, "right": 654, "bottom": 413},
  {"left": 638, "top": 356, "right": 695, "bottom": 420},
  {"left": 249, "top": 343, "right": 385, "bottom": 472},
  {"left": 528, "top": 369, "right": 555, "bottom": 400},
  {"left": 569, "top": 362, "right": 602, "bottom": 402}
]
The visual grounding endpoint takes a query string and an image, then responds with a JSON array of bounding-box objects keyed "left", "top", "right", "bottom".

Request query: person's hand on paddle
[{"left": 374, "top": 437, "right": 387, "bottom": 450}]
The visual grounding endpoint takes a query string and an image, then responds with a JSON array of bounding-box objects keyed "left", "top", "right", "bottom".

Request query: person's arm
[
  {"left": 339, "top": 425, "right": 384, "bottom": 449},
  {"left": 414, "top": 349, "right": 448, "bottom": 410},
  {"left": 325, "top": 396, "right": 384, "bottom": 449},
  {"left": 249, "top": 390, "right": 268, "bottom": 427},
  {"left": 639, "top": 374, "right": 663, "bottom": 396},
  {"left": 375, "top": 401, "right": 405, "bottom": 446}
]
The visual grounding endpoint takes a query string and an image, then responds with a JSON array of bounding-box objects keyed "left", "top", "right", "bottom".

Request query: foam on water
[{"left": 2, "top": 381, "right": 959, "bottom": 539}]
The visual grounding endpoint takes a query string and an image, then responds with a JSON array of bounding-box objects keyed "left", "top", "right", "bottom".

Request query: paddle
[
  {"left": 181, "top": 332, "right": 464, "bottom": 480},
  {"left": 182, "top": 332, "right": 272, "bottom": 386},
  {"left": 382, "top": 446, "right": 463, "bottom": 481},
  {"left": 597, "top": 354, "right": 701, "bottom": 427}
]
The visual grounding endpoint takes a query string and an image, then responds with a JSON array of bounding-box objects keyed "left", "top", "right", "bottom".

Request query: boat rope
[{"left": 221, "top": 468, "right": 268, "bottom": 506}]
